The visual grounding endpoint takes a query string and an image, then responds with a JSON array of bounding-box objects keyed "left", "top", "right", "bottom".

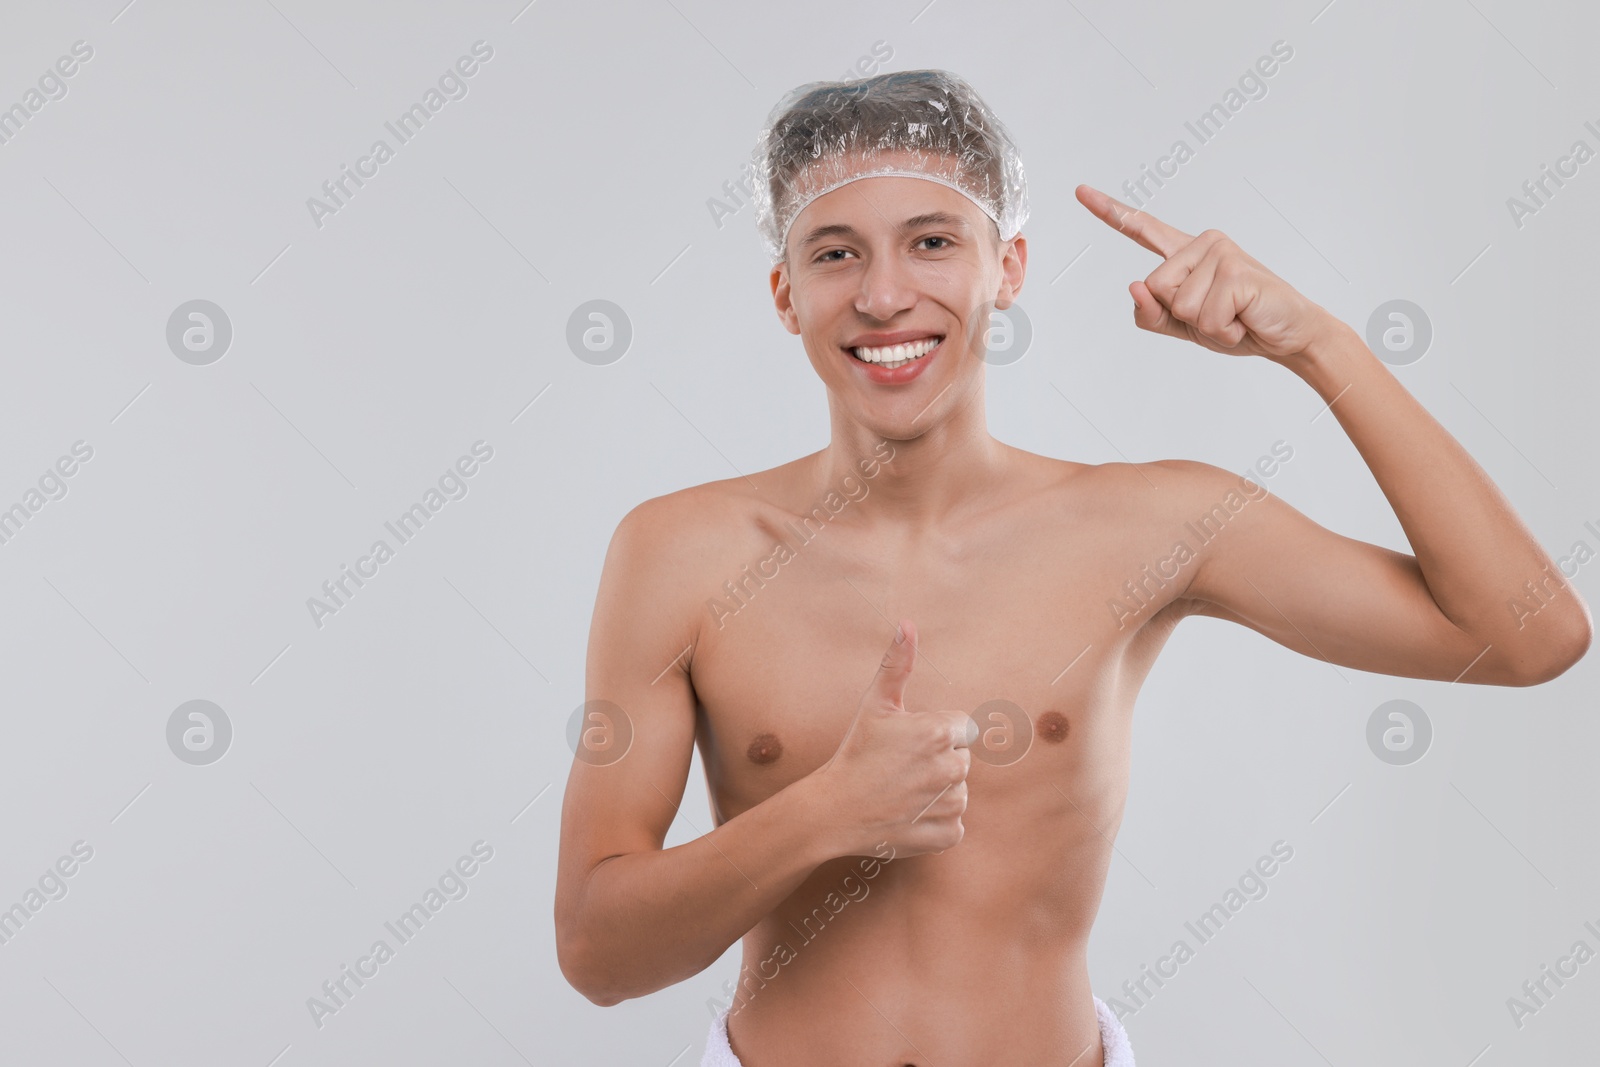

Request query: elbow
[
  {"left": 579, "top": 973, "right": 627, "bottom": 1009},
  {"left": 556, "top": 930, "right": 625, "bottom": 1007},
  {"left": 556, "top": 857, "right": 637, "bottom": 1006},
  {"left": 1567, "top": 608, "right": 1596, "bottom": 670},
  {"left": 580, "top": 983, "right": 626, "bottom": 1009},
  {"left": 556, "top": 915, "right": 635, "bottom": 1007},
  {"left": 1511, "top": 616, "right": 1593, "bottom": 686}
]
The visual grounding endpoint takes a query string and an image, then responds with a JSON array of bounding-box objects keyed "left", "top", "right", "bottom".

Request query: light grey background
[{"left": 1, "top": 0, "right": 1596, "bottom": 1064}]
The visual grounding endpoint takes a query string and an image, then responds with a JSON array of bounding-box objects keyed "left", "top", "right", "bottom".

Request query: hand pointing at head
[{"left": 1075, "top": 184, "right": 1342, "bottom": 364}]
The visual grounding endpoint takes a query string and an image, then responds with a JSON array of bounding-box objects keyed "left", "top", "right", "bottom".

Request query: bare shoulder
[
  {"left": 1066, "top": 455, "right": 1274, "bottom": 514},
  {"left": 1090, "top": 455, "right": 1295, "bottom": 606},
  {"left": 610, "top": 456, "right": 816, "bottom": 557},
  {"left": 1004, "top": 448, "right": 1221, "bottom": 519},
  {"left": 1017, "top": 453, "right": 1278, "bottom": 616},
  {"left": 601, "top": 456, "right": 821, "bottom": 632}
]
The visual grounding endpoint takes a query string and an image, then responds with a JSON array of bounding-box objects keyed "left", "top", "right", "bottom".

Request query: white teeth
[{"left": 850, "top": 336, "right": 941, "bottom": 365}]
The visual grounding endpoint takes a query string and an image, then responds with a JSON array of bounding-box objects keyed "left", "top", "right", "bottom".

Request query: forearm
[
  {"left": 1285, "top": 321, "right": 1592, "bottom": 671},
  {"left": 563, "top": 771, "right": 842, "bottom": 1006}
]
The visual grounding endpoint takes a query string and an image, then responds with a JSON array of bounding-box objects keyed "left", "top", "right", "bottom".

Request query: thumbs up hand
[{"left": 814, "top": 620, "right": 975, "bottom": 859}]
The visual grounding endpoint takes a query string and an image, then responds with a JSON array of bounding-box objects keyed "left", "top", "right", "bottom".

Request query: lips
[
  {"left": 850, "top": 335, "right": 942, "bottom": 365},
  {"left": 842, "top": 335, "right": 943, "bottom": 384}
]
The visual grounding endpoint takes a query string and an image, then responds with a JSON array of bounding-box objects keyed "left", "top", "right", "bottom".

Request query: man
[{"left": 554, "top": 70, "right": 1591, "bottom": 1066}]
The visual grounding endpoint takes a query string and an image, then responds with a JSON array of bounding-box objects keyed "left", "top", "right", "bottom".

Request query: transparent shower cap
[{"left": 749, "top": 68, "right": 1029, "bottom": 265}]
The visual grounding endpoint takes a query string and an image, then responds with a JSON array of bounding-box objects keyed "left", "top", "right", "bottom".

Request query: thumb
[
  {"left": 1131, "top": 280, "right": 1183, "bottom": 341},
  {"left": 866, "top": 619, "right": 917, "bottom": 710}
]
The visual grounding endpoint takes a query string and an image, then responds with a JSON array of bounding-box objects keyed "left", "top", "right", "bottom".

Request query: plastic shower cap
[{"left": 749, "top": 68, "right": 1029, "bottom": 265}]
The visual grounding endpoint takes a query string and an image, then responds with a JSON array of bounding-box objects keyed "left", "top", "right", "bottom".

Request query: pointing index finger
[{"left": 1075, "top": 184, "right": 1193, "bottom": 259}]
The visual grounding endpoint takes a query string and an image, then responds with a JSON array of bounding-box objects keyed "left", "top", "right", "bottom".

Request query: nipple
[
  {"left": 746, "top": 732, "right": 784, "bottom": 765},
  {"left": 1036, "top": 710, "right": 1070, "bottom": 743}
]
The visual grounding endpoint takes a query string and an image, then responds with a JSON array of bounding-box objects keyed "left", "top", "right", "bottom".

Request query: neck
[{"left": 814, "top": 378, "right": 1005, "bottom": 532}]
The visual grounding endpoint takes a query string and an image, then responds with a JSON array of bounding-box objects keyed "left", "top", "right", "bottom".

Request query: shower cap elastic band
[
  {"left": 778, "top": 169, "right": 1006, "bottom": 259},
  {"left": 749, "top": 68, "right": 1029, "bottom": 265}
]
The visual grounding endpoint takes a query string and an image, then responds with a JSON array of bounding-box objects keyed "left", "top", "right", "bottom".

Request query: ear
[
  {"left": 770, "top": 261, "right": 801, "bottom": 335},
  {"left": 992, "top": 233, "right": 1027, "bottom": 311}
]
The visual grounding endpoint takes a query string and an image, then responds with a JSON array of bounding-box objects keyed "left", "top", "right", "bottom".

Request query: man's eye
[
  {"left": 815, "top": 249, "right": 850, "bottom": 263},
  {"left": 919, "top": 236, "right": 950, "bottom": 250}
]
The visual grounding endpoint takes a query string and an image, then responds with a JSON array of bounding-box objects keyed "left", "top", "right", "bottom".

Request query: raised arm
[
  {"left": 1077, "top": 184, "right": 1593, "bottom": 685},
  {"left": 1158, "top": 452, "right": 1585, "bottom": 685},
  {"left": 553, "top": 495, "right": 837, "bottom": 1006}
]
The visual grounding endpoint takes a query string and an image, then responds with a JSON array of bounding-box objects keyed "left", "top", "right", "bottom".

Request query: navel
[
  {"left": 746, "top": 731, "right": 784, "bottom": 765},
  {"left": 1036, "top": 710, "right": 1070, "bottom": 744}
]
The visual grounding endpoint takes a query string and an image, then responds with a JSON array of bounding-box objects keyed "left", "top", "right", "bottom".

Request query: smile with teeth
[{"left": 849, "top": 335, "right": 942, "bottom": 369}]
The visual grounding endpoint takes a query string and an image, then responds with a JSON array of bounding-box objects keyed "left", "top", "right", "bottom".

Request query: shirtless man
[{"left": 553, "top": 70, "right": 1592, "bottom": 1066}]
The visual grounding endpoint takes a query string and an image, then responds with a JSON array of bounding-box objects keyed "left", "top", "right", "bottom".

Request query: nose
[{"left": 853, "top": 248, "right": 919, "bottom": 323}]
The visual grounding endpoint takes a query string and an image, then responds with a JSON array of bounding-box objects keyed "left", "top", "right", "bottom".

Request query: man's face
[{"left": 770, "top": 158, "right": 1026, "bottom": 440}]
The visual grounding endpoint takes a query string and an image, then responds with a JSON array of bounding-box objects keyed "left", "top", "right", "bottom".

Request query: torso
[{"left": 682, "top": 446, "right": 1200, "bottom": 1067}]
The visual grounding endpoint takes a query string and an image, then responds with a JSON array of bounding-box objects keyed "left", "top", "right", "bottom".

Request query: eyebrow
[{"left": 797, "top": 210, "right": 973, "bottom": 251}]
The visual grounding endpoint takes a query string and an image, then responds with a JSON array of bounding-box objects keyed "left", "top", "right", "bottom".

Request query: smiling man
[{"left": 554, "top": 70, "right": 1592, "bottom": 1067}]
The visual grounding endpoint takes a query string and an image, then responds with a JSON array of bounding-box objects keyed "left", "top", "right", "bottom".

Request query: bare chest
[{"left": 688, "top": 505, "right": 1186, "bottom": 825}]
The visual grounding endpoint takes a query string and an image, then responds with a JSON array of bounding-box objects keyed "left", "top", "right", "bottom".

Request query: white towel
[
  {"left": 1094, "top": 994, "right": 1137, "bottom": 1067},
  {"left": 700, "top": 994, "right": 1135, "bottom": 1065},
  {"left": 699, "top": 1002, "right": 740, "bottom": 1067}
]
